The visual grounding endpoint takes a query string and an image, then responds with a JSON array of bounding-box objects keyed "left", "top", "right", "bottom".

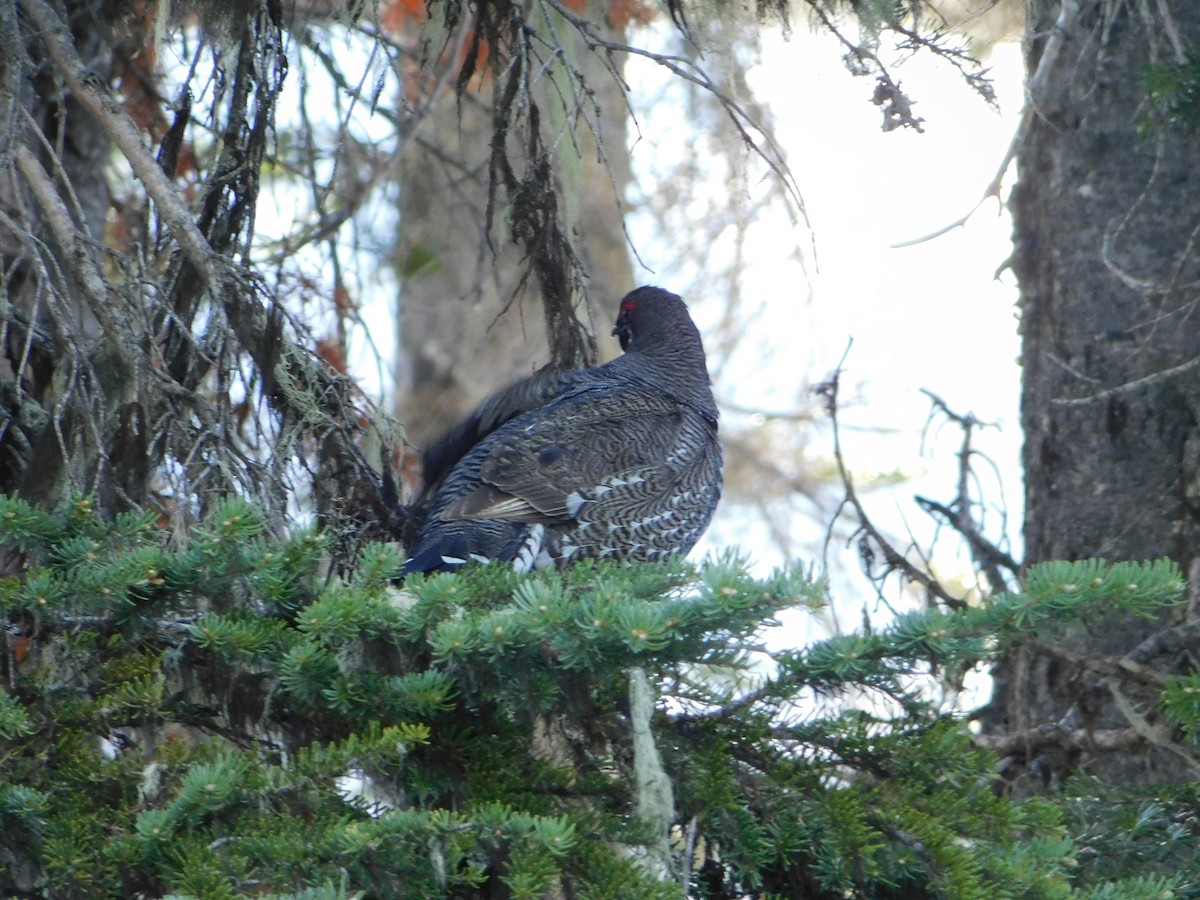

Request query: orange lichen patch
[
  {"left": 382, "top": 0, "right": 658, "bottom": 98},
  {"left": 233, "top": 400, "right": 251, "bottom": 430},
  {"left": 605, "top": 0, "right": 656, "bottom": 28},
  {"left": 333, "top": 285, "right": 358, "bottom": 321},
  {"left": 10, "top": 633, "right": 30, "bottom": 665},
  {"left": 116, "top": 1, "right": 168, "bottom": 135},
  {"left": 316, "top": 337, "right": 348, "bottom": 375},
  {"left": 381, "top": 0, "right": 428, "bottom": 32}
]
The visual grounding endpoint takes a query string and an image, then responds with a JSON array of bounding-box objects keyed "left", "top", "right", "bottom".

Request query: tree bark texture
[{"left": 1000, "top": 0, "right": 1200, "bottom": 789}]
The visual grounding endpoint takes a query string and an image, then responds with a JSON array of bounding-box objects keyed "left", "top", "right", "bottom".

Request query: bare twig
[
  {"left": 13, "top": 146, "right": 138, "bottom": 358},
  {"left": 543, "top": 0, "right": 808, "bottom": 228},
  {"left": 891, "top": 0, "right": 1083, "bottom": 248},
  {"left": 1052, "top": 354, "right": 1200, "bottom": 406},
  {"left": 1109, "top": 680, "right": 1200, "bottom": 775},
  {"left": 816, "top": 353, "right": 966, "bottom": 610},
  {"left": 19, "top": 0, "right": 225, "bottom": 290},
  {"left": 980, "top": 619, "right": 1200, "bottom": 772},
  {"left": 914, "top": 390, "right": 1019, "bottom": 594},
  {"left": 1025, "top": 638, "right": 1168, "bottom": 689},
  {"left": 972, "top": 725, "right": 1142, "bottom": 755}
]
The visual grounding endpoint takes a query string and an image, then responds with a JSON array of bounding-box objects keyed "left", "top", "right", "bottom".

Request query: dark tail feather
[
  {"left": 399, "top": 522, "right": 534, "bottom": 577},
  {"left": 400, "top": 544, "right": 470, "bottom": 577}
]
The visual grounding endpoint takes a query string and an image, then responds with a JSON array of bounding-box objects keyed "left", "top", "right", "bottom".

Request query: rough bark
[{"left": 997, "top": 0, "right": 1200, "bottom": 790}]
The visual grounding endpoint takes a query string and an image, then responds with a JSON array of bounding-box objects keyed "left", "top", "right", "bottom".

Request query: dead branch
[
  {"left": 914, "top": 389, "right": 1019, "bottom": 595},
  {"left": 816, "top": 359, "right": 967, "bottom": 611},
  {"left": 10, "top": 0, "right": 401, "bottom": 548},
  {"left": 972, "top": 725, "right": 1142, "bottom": 756},
  {"left": 1025, "top": 638, "right": 1168, "bottom": 689},
  {"left": 19, "top": 0, "right": 224, "bottom": 289},
  {"left": 891, "top": 0, "right": 1083, "bottom": 248}
]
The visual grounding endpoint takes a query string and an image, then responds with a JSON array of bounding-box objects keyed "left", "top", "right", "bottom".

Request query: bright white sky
[
  {"left": 779, "top": 34, "right": 1024, "bottom": 647},
  {"left": 759, "top": 31, "right": 1025, "bottom": 447}
]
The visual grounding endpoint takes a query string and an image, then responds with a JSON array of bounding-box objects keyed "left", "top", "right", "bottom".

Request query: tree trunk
[{"left": 997, "top": 0, "right": 1200, "bottom": 790}]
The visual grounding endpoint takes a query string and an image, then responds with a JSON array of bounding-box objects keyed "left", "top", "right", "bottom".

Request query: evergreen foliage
[
  {"left": 1143, "top": 51, "right": 1200, "bottom": 133},
  {"left": 0, "top": 495, "right": 1195, "bottom": 897}
]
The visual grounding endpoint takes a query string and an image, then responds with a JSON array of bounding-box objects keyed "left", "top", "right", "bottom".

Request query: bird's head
[
  {"left": 610, "top": 283, "right": 719, "bottom": 424},
  {"left": 612, "top": 286, "right": 686, "bottom": 352}
]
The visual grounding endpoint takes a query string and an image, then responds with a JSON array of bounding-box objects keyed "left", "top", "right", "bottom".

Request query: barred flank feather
[{"left": 402, "top": 286, "right": 723, "bottom": 575}]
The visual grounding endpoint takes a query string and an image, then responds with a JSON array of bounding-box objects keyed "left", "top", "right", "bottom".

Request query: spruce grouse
[{"left": 402, "top": 286, "right": 722, "bottom": 575}]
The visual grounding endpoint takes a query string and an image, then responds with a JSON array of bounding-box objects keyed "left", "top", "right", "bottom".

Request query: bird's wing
[
  {"left": 420, "top": 366, "right": 579, "bottom": 494},
  {"left": 439, "top": 387, "right": 689, "bottom": 524}
]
